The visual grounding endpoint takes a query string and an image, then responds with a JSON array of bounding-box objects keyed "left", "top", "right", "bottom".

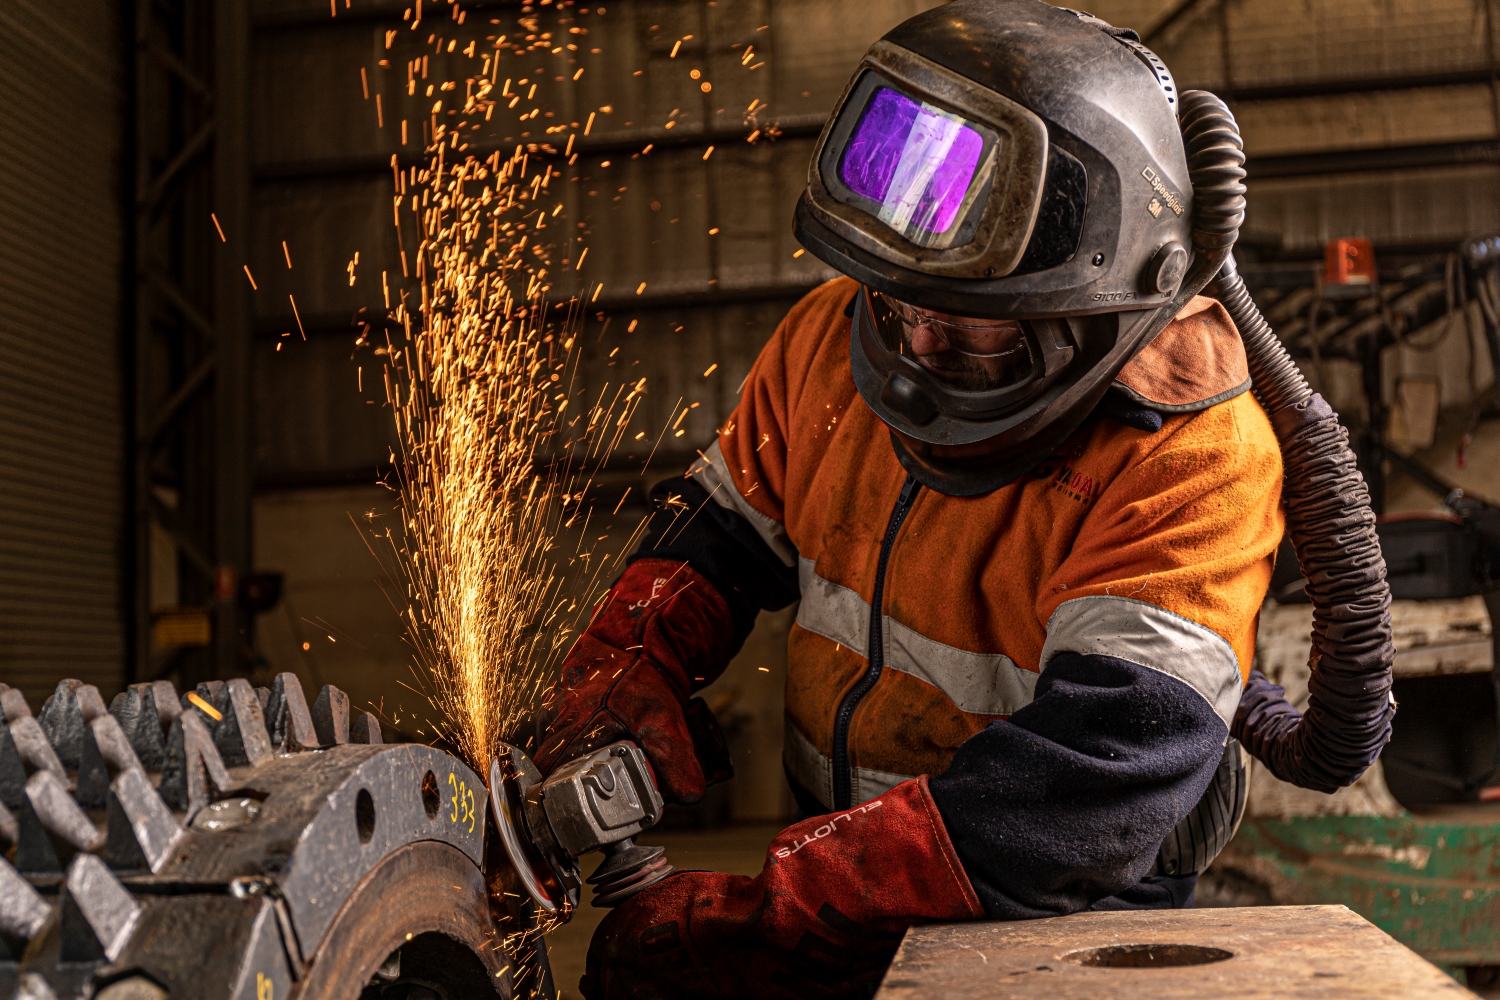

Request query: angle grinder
[{"left": 487, "top": 740, "right": 674, "bottom": 914}]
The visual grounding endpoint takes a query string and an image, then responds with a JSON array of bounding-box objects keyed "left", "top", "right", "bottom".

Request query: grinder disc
[{"left": 488, "top": 745, "right": 569, "bottom": 913}]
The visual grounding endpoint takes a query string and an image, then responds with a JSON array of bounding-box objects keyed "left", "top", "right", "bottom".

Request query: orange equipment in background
[{"left": 1325, "top": 236, "right": 1378, "bottom": 287}]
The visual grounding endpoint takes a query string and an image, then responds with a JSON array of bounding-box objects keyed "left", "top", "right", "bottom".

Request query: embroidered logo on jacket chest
[{"left": 1050, "top": 462, "right": 1104, "bottom": 504}]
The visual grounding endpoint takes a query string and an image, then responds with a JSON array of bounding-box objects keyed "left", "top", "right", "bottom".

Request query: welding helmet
[{"left": 794, "top": 0, "right": 1203, "bottom": 495}]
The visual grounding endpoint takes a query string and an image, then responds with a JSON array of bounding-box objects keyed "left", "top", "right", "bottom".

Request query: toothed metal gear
[{"left": 0, "top": 676, "right": 556, "bottom": 1000}]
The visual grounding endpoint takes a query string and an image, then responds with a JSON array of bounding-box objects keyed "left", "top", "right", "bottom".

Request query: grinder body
[{"left": 488, "top": 740, "right": 673, "bottom": 916}]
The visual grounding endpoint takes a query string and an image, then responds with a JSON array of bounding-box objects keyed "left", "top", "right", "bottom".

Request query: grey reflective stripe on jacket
[
  {"left": 688, "top": 440, "right": 797, "bottom": 567},
  {"left": 784, "top": 717, "right": 912, "bottom": 808},
  {"left": 1040, "top": 595, "right": 1243, "bottom": 727},
  {"left": 796, "top": 558, "right": 1040, "bottom": 716}
]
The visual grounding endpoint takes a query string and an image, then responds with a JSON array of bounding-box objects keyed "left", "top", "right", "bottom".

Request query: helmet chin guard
[{"left": 850, "top": 290, "right": 1169, "bottom": 495}]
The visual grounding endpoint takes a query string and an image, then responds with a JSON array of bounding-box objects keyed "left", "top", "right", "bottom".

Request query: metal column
[{"left": 131, "top": 0, "right": 252, "bottom": 687}]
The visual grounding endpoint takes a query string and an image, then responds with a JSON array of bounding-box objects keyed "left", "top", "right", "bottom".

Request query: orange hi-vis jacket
[{"left": 687, "top": 277, "right": 1284, "bottom": 811}]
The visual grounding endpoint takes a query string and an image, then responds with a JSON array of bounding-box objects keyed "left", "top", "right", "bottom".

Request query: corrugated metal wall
[
  {"left": 248, "top": 0, "right": 941, "bottom": 485},
  {"left": 1091, "top": 0, "right": 1500, "bottom": 254},
  {"left": 0, "top": 2, "right": 129, "bottom": 704}
]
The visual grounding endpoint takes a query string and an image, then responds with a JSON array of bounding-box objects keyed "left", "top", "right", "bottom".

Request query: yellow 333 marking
[{"left": 448, "top": 772, "right": 476, "bottom": 833}]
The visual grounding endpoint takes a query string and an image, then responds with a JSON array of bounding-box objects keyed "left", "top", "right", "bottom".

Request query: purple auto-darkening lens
[{"left": 838, "top": 88, "right": 984, "bottom": 237}]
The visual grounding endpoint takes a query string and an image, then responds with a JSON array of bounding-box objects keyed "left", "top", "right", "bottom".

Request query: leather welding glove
[
  {"left": 534, "top": 558, "right": 737, "bottom": 805},
  {"left": 579, "top": 776, "right": 984, "bottom": 1000}
]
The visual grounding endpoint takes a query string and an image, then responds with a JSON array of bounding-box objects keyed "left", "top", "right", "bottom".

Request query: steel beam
[
  {"left": 1245, "top": 138, "right": 1500, "bottom": 179},
  {"left": 131, "top": 0, "right": 255, "bottom": 687},
  {"left": 213, "top": 0, "right": 252, "bottom": 680}
]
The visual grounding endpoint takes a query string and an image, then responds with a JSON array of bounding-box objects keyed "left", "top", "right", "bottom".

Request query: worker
[{"left": 536, "top": 2, "right": 1283, "bottom": 996}]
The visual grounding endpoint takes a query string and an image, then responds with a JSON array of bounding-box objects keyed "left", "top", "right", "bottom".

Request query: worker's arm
[
  {"left": 932, "top": 392, "right": 1282, "bottom": 917},
  {"left": 928, "top": 650, "right": 1226, "bottom": 917},
  {"left": 583, "top": 775, "right": 984, "bottom": 1000}
]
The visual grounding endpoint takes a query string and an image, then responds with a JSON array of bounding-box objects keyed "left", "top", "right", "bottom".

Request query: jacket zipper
[{"left": 830, "top": 474, "right": 921, "bottom": 810}]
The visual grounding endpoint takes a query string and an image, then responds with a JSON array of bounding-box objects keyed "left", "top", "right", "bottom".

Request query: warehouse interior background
[{"left": 8, "top": 0, "right": 1500, "bottom": 987}]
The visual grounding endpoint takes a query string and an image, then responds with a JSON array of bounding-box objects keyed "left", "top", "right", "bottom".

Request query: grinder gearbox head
[{"left": 488, "top": 740, "right": 671, "bottom": 913}]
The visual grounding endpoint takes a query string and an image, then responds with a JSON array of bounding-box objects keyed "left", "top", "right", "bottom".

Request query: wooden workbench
[{"left": 873, "top": 905, "right": 1475, "bottom": 998}]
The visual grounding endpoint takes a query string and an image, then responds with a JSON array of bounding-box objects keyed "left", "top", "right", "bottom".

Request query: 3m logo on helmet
[{"left": 1141, "top": 167, "right": 1184, "bottom": 216}]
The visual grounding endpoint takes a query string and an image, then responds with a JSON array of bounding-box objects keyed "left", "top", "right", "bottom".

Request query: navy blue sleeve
[
  {"left": 627, "top": 476, "right": 800, "bottom": 651},
  {"left": 927, "top": 652, "right": 1226, "bottom": 920}
]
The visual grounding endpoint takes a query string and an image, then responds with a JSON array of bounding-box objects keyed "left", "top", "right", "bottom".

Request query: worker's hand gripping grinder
[{"left": 487, "top": 740, "right": 672, "bottom": 914}]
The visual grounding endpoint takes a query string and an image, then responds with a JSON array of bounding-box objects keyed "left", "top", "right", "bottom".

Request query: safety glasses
[{"left": 872, "top": 291, "right": 1031, "bottom": 360}]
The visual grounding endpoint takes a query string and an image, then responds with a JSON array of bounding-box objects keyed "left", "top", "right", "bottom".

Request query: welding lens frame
[{"left": 808, "top": 41, "right": 1051, "bottom": 280}]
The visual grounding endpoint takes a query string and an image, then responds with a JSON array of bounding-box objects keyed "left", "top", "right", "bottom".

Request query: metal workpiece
[
  {"left": 873, "top": 905, "right": 1467, "bottom": 998},
  {"left": 1, "top": 672, "right": 546, "bottom": 1000}
]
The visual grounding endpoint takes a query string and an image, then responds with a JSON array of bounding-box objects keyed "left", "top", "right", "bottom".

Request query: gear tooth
[
  {"left": 75, "top": 686, "right": 107, "bottom": 723},
  {"left": 255, "top": 685, "right": 272, "bottom": 711},
  {"left": 350, "top": 712, "right": 383, "bottom": 745},
  {"left": 194, "top": 681, "right": 227, "bottom": 714},
  {"left": 77, "top": 712, "right": 141, "bottom": 809},
  {"left": 158, "top": 717, "right": 189, "bottom": 811},
  {"left": 37, "top": 680, "right": 85, "bottom": 768},
  {"left": 0, "top": 799, "right": 16, "bottom": 849},
  {"left": 0, "top": 683, "right": 31, "bottom": 722},
  {"left": 26, "top": 771, "right": 105, "bottom": 854},
  {"left": 16, "top": 972, "right": 61, "bottom": 1000},
  {"left": 10, "top": 716, "right": 65, "bottom": 779},
  {"left": 161, "top": 714, "right": 234, "bottom": 821},
  {"left": 13, "top": 792, "right": 64, "bottom": 874},
  {"left": 110, "top": 686, "right": 166, "bottom": 773},
  {"left": 187, "top": 713, "right": 232, "bottom": 792},
  {"left": 268, "top": 673, "right": 319, "bottom": 752},
  {"left": 74, "top": 722, "right": 111, "bottom": 811},
  {"left": 0, "top": 855, "right": 49, "bottom": 954},
  {"left": 311, "top": 685, "right": 351, "bottom": 746},
  {"left": 63, "top": 853, "right": 141, "bottom": 963},
  {"left": 106, "top": 766, "right": 184, "bottom": 874},
  {"left": 1, "top": 717, "right": 27, "bottom": 810},
  {"left": 264, "top": 675, "right": 290, "bottom": 747},
  {"left": 150, "top": 681, "right": 181, "bottom": 731},
  {"left": 95, "top": 716, "right": 145, "bottom": 777},
  {"left": 214, "top": 680, "right": 273, "bottom": 768}
]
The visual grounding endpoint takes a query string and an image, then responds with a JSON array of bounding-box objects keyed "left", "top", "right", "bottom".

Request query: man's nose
[{"left": 907, "top": 321, "right": 946, "bottom": 355}]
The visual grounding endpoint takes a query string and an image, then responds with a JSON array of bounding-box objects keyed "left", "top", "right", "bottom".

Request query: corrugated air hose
[{"left": 1182, "top": 90, "right": 1396, "bottom": 793}]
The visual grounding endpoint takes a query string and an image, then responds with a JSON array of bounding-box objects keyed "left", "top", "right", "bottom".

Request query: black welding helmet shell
[{"left": 795, "top": 1, "right": 1201, "bottom": 494}]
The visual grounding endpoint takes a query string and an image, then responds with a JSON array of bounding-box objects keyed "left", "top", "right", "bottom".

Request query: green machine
[{"left": 1208, "top": 237, "right": 1500, "bottom": 991}]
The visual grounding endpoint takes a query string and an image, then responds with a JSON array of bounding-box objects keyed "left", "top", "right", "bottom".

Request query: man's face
[{"left": 881, "top": 295, "right": 1034, "bottom": 392}]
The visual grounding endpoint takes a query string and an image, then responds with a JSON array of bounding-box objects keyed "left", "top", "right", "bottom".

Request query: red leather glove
[
  {"left": 579, "top": 776, "right": 984, "bottom": 1000},
  {"left": 535, "top": 558, "right": 736, "bottom": 805}
]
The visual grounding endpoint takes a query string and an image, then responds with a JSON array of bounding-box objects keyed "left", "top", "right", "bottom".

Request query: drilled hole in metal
[
  {"left": 421, "top": 770, "right": 441, "bottom": 819},
  {"left": 1064, "top": 944, "right": 1233, "bottom": 968},
  {"left": 356, "top": 788, "right": 377, "bottom": 844}
]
